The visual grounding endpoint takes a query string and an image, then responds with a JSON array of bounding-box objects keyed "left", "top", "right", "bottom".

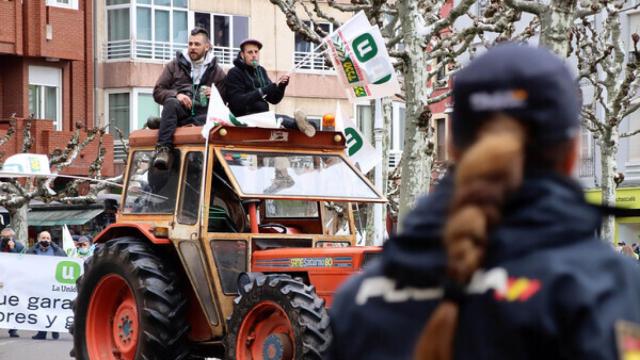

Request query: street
[{"left": 0, "top": 330, "right": 72, "bottom": 360}]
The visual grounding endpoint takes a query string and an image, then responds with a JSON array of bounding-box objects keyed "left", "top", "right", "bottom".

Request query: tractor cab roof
[{"left": 128, "top": 126, "right": 346, "bottom": 151}]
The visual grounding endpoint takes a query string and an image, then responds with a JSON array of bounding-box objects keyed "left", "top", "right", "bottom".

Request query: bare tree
[
  {"left": 567, "top": 1, "right": 640, "bottom": 243},
  {"left": 0, "top": 115, "right": 114, "bottom": 244},
  {"left": 270, "top": 0, "right": 539, "bottom": 229}
]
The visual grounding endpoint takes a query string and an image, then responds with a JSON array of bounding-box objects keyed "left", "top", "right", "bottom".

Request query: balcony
[
  {"left": 293, "top": 51, "right": 333, "bottom": 72},
  {"left": 104, "top": 40, "right": 240, "bottom": 66}
]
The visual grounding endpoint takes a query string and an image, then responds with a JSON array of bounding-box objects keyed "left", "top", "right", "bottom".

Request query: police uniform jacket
[{"left": 327, "top": 171, "right": 640, "bottom": 360}]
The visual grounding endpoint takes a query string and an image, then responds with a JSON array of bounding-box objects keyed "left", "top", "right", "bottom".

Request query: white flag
[
  {"left": 335, "top": 102, "right": 379, "bottom": 174},
  {"left": 62, "top": 224, "right": 75, "bottom": 256},
  {"left": 201, "top": 86, "right": 247, "bottom": 138},
  {"left": 324, "top": 12, "right": 400, "bottom": 100}
]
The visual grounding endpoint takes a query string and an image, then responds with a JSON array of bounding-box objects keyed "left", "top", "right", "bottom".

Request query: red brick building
[{"left": 0, "top": 0, "right": 114, "bottom": 176}]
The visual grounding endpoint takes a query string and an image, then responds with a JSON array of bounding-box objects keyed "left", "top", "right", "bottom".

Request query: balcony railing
[
  {"left": 293, "top": 51, "right": 333, "bottom": 71},
  {"left": 104, "top": 39, "right": 187, "bottom": 61},
  {"left": 104, "top": 40, "right": 239, "bottom": 65},
  {"left": 212, "top": 46, "right": 240, "bottom": 66}
]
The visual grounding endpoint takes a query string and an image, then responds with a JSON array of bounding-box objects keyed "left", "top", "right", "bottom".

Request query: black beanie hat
[{"left": 452, "top": 44, "right": 580, "bottom": 148}]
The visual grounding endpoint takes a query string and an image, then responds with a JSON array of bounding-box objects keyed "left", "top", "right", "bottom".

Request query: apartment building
[
  {"left": 96, "top": 0, "right": 399, "bottom": 172},
  {"left": 0, "top": 0, "right": 114, "bottom": 176}
]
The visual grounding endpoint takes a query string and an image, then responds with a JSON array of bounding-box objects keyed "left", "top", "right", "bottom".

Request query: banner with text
[
  {"left": 0, "top": 253, "right": 83, "bottom": 333},
  {"left": 323, "top": 12, "right": 400, "bottom": 101}
]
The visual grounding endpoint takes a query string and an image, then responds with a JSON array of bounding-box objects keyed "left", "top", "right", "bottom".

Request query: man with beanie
[
  {"left": 225, "top": 38, "right": 316, "bottom": 137},
  {"left": 152, "top": 27, "right": 226, "bottom": 170},
  {"left": 27, "top": 230, "right": 66, "bottom": 340}
]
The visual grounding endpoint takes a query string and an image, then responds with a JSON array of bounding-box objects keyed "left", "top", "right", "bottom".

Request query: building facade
[
  {"left": 96, "top": 0, "right": 381, "bottom": 173},
  {"left": 0, "top": 0, "right": 114, "bottom": 176}
]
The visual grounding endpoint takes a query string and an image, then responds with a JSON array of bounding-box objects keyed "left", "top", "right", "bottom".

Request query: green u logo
[
  {"left": 55, "top": 261, "right": 81, "bottom": 284},
  {"left": 352, "top": 33, "right": 378, "bottom": 63},
  {"left": 345, "top": 128, "right": 363, "bottom": 156}
]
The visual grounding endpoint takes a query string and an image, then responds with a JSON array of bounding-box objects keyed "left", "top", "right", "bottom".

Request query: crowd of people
[{"left": 0, "top": 227, "right": 94, "bottom": 340}]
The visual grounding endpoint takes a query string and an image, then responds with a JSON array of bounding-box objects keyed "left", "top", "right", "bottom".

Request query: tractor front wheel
[
  {"left": 225, "top": 275, "right": 331, "bottom": 360},
  {"left": 72, "top": 237, "right": 190, "bottom": 360}
]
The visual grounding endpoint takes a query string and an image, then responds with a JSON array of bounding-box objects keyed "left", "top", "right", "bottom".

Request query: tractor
[{"left": 71, "top": 125, "right": 385, "bottom": 360}]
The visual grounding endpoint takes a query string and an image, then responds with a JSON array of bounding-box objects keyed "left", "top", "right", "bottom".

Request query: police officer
[{"left": 327, "top": 44, "right": 640, "bottom": 360}]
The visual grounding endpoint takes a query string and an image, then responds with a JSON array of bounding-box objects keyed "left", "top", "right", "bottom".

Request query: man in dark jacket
[
  {"left": 225, "top": 39, "right": 316, "bottom": 137},
  {"left": 0, "top": 227, "right": 24, "bottom": 338},
  {"left": 152, "top": 27, "right": 226, "bottom": 169},
  {"left": 27, "top": 230, "right": 66, "bottom": 340}
]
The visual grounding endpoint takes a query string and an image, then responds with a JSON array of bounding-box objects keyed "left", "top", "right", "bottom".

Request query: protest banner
[
  {"left": 0, "top": 253, "right": 83, "bottom": 333},
  {"left": 323, "top": 12, "right": 400, "bottom": 101},
  {"left": 334, "top": 103, "right": 379, "bottom": 174}
]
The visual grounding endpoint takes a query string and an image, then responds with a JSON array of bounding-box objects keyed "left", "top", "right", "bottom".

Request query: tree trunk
[
  {"left": 8, "top": 203, "right": 29, "bottom": 247},
  {"left": 364, "top": 98, "right": 392, "bottom": 245},
  {"left": 396, "top": 0, "right": 433, "bottom": 232},
  {"left": 538, "top": 0, "right": 578, "bottom": 56},
  {"left": 599, "top": 133, "right": 618, "bottom": 244}
]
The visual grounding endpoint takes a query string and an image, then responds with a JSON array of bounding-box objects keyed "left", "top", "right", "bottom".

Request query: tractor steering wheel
[{"left": 258, "top": 223, "right": 288, "bottom": 234}]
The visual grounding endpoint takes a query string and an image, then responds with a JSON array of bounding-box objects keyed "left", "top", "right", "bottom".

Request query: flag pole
[
  {"left": 373, "top": 98, "right": 384, "bottom": 245},
  {"left": 290, "top": 43, "right": 329, "bottom": 73}
]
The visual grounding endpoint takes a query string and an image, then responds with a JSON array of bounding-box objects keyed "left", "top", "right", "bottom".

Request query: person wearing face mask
[
  {"left": 66, "top": 235, "right": 94, "bottom": 259},
  {"left": 225, "top": 38, "right": 316, "bottom": 137},
  {"left": 27, "top": 230, "right": 66, "bottom": 340}
]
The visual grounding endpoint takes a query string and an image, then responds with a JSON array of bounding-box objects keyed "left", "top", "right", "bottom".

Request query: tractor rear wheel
[
  {"left": 225, "top": 274, "right": 331, "bottom": 360},
  {"left": 72, "top": 237, "right": 190, "bottom": 360}
]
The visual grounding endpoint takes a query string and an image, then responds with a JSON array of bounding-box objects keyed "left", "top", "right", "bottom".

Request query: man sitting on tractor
[
  {"left": 151, "top": 27, "right": 226, "bottom": 170},
  {"left": 225, "top": 38, "right": 316, "bottom": 137}
]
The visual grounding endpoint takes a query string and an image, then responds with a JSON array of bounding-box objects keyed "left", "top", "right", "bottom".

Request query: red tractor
[{"left": 72, "top": 125, "right": 385, "bottom": 359}]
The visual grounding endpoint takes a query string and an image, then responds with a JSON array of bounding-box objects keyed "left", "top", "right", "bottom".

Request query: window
[
  {"left": 434, "top": 57, "right": 447, "bottom": 87},
  {"left": 389, "top": 102, "right": 405, "bottom": 168},
  {"left": 194, "top": 13, "right": 248, "bottom": 65},
  {"left": 218, "top": 150, "right": 383, "bottom": 200},
  {"left": 436, "top": 118, "right": 446, "bottom": 161},
  {"left": 579, "top": 126, "right": 595, "bottom": 178},
  {"left": 46, "top": 0, "right": 78, "bottom": 10},
  {"left": 106, "top": 88, "right": 160, "bottom": 140},
  {"left": 629, "top": 12, "right": 640, "bottom": 62},
  {"left": 178, "top": 152, "right": 204, "bottom": 225},
  {"left": 106, "top": 0, "right": 188, "bottom": 60},
  {"left": 28, "top": 66, "right": 62, "bottom": 130},
  {"left": 137, "top": 93, "right": 160, "bottom": 129},
  {"left": 106, "top": 1, "right": 131, "bottom": 59},
  {"left": 306, "top": 116, "right": 322, "bottom": 131},
  {"left": 356, "top": 104, "right": 373, "bottom": 143},
  {"left": 294, "top": 22, "right": 333, "bottom": 71},
  {"left": 123, "top": 150, "right": 181, "bottom": 214},
  {"left": 391, "top": 103, "right": 405, "bottom": 151}
]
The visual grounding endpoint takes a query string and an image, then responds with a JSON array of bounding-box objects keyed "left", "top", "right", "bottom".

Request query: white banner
[
  {"left": 324, "top": 12, "right": 400, "bottom": 100},
  {"left": 0, "top": 253, "right": 83, "bottom": 332},
  {"left": 334, "top": 103, "right": 379, "bottom": 174}
]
